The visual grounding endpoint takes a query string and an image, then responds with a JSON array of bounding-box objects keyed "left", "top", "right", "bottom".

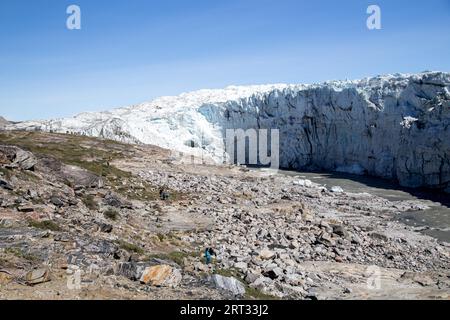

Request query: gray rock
[
  {"left": 15, "top": 150, "right": 38, "bottom": 171},
  {"left": 330, "top": 186, "right": 344, "bottom": 193},
  {"left": 27, "top": 189, "right": 38, "bottom": 199},
  {"left": 104, "top": 192, "right": 132, "bottom": 209},
  {"left": 280, "top": 283, "right": 307, "bottom": 298},
  {"left": 0, "top": 179, "right": 13, "bottom": 191},
  {"left": 116, "top": 262, "right": 149, "bottom": 281},
  {"left": 263, "top": 267, "right": 284, "bottom": 280},
  {"left": 50, "top": 196, "right": 65, "bottom": 207},
  {"left": 369, "top": 232, "right": 389, "bottom": 242},
  {"left": 316, "top": 232, "right": 335, "bottom": 247},
  {"left": 234, "top": 261, "right": 248, "bottom": 272},
  {"left": 210, "top": 274, "right": 246, "bottom": 296},
  {"left": 95, "top": 221, "right": 113, "bottom": 233},
  {"left": 284, "top": 273, "right": 305, "bottom": 286},
  {"left": 244, "top": 271, "right": 260, "bottom": 285},
  {"left": 258, "top": 249, "right": 276, "bottom": 260},
  {"left": 249, "top": 276, "right": 273, "bottom": 290},
  {"left": 79, "top": 239, "right": 118, "bottom": 256},
  {"left": 332, "top": 225, "right": 347, "bottom": 237},
  {"left": 36, "top": 156, "right": 102, "bottom": 188},
  {"left": 0, "top": 145, "right": 37, "bottom": 170}
]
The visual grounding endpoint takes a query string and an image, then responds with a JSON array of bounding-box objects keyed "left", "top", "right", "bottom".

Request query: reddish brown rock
[{"left": 139, "top": 265, "right": 182, "bottom": 288}]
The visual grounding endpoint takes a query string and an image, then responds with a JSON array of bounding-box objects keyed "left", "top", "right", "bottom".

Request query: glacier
[{"left": 7, "top": 72, "right": 450, "bottom": 192}]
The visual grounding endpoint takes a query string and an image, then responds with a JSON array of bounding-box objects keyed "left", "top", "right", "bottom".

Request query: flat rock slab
[
  {"left": 210, "top": 274, "right": 246, "bottom": 297},
  {"left": 25, "top": 268, "right": 50, "bottom": 286},
  {"left": 0, "top": 145, "right": 37, "bottom": 170}
]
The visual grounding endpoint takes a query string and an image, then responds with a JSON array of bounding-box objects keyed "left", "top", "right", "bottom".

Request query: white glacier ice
[{"left": 7, "top": 72, "right": 450, "bottom": 192}]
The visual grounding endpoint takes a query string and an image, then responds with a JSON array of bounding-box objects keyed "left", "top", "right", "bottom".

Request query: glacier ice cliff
[{"left": 8, "top": 72, "right": 450, "bottom": 192}]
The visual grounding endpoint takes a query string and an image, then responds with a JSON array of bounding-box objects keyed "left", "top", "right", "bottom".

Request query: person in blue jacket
[{"left": 204, "top": 247, "right": 216, "bottom": 265}]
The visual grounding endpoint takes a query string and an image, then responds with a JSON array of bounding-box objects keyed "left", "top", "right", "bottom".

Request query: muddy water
[{"left": 265, "top": 169, "right": 450, "bottom": 243}]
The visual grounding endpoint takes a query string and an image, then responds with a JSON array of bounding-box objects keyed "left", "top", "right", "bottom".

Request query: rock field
[{"left": 0, "top": 131, "right": 448, "bottom": 300}]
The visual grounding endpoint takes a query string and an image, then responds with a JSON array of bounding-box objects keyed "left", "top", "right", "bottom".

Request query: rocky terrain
[
  {"left": 8, "top": 72, "right": 450, "bottom": 192},
  {"left": 0, "top": 131, "right": 449, "bottom": 300}
]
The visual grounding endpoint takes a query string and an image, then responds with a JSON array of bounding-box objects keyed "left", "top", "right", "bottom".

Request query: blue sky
[{"left": 0, "top": 0, "right": 449, "bottom": 121}]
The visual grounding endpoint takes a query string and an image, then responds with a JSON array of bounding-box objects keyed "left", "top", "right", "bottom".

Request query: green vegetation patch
[
  {"left": 82, "top": 195, "right": 99, "bottom": 211},
  {"left": 0, "top": 131, "right": 132, "bottom": 180},
  {"left": 27, "top": 219, "right": 61, "bottom": 232},
  {"left": 103, "top": 208, "right": 120, "bottom": 221},
  {"left": 116, "top": 240, "right": 144, "bottom": 255},
  {"left": 4, "top": 247, "right": 40, "bottom": 263},
  {"left": 146, "top": 250, "right": 198, "bottom": 267},
  {"left": 0, "top": 131, "right": 188, "bottom": 203}
]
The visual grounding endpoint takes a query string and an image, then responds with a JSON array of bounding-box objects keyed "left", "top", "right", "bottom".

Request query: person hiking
[
  {"left": 204, "top": 247, "right": 216, "bottom": 265},
  {"left": 159, "top": 187, "right": 170, "bottom": 201}
]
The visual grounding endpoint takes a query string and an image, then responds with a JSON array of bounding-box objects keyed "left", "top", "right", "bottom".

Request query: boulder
[
  {"left": 96, "top": 221, "right": 113, "bottom": 233},
  {"left": 0, "top": 179, "right": 14, "bottom": 191},
  {"left": 284, "top": 273, "right": 305, "bottom": 286},
  {"left": 50, "top": 196, "right": 65, "bottom": 207},
  {"left": 332, "top": 225, "right": 347, "bottom": 237},
  {"left": 369, "top": 232, "right": 389, "bottom": 242},
  {"left": 293, "top": 179, "right": 313, "bottom": 188},
  {"left": 0, "top": 272, "right": 12, "bottom": 285},
  {"left": 36, "top": 157, "right": 102, "bottom": 188},
  {"left": 330, "top": 186, "right": 344, "bottom": 193},
  {"left": 210, "top": 274, "right": 245, "bottom": 296},
  {"left": 117, "top": 262, "right": 149, "bottom": 281},
  {"left": 104, "top": 192, "right": 132, "bottom": 209},
  {"left": 244, "top": 271, "right": 260, "bottom": 285},
  {"left": 193, "top": 262, "right": 210, "bottom": 272},
  {"left": 258, "top": 249, "right": 276, "bottom": 260},
  {"left": 249, "top": 276, "right": 273, "bottom": 291},
  {"left": 139, "top": 265, "right": 182, "bottom": 288},
  {"left": 27, "top": 189, "right": 38, "bottom": 199},
  {"left": 17, "top": 205, "right": 35, "bottom": 213},
  {"left": 263, "top": 267, "right": 284, "bottom": 280},
  {"left": 25, "top": 268, "right": 50, "bottom": 285},
  {"left": 0, "top": 145, "right": 37, "bottom": 171},
  {"left": 15, "top": 151, "right": 38, "bottom": 171},
  {"left": 234, "top": 262, "right": 248, "bottom": 272},
  {"left": 81, "top": 239, "right": 118, "bottom": 255},
  {"left": 316, "top": 232, "right": 335, "bottom": 247},
  {"left": 280, "top": 283, "right": 307, "bottom": 298}
]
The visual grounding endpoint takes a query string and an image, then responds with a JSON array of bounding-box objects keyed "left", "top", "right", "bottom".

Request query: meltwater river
[{"left": 268, "top": 169, "right": 450, "bottom": 243}]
